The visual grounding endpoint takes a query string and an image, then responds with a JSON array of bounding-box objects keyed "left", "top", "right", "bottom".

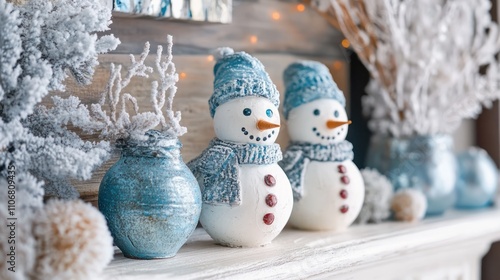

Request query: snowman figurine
[
  {"left": 188, "top": 48, "right": 293, "bottom": 247},
  {"left": 279, "top": 61, "right": 364, "bottom": 231}
]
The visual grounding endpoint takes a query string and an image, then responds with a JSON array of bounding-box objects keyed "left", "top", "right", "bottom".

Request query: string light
[
  {"left": 180, "top": 72, "right": 187, "bottom": 79},
  {"left": 341, "top": 39, "right": 350, "bottom": 48},
  {"left": 296, "top": 4, "right": 305, "bottom": 12},
  {"left": 333, "top": 61, "right": 343, "bottom": 70},
  {"left": 272, "top": 12, "right": 281, "bottom": 20},
  {"left": 207, "top": 55, "right": 214, "bottom": 62},
  {"left": 250, "top": 35, "right": 258, "bottom": 44}
]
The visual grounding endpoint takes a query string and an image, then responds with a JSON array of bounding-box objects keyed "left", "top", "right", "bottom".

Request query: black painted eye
[
  {"left": 243, "top": 108, "right": 252, "bottom": 116},
  {"left": 313, "top": 109, "right": 320, "bottom": 116},
  {"left": 266, "top": 109, "right": 273, "bottom": 118},
  {"left": 334, "top": 110, "right": 339, "bottom": 118}
]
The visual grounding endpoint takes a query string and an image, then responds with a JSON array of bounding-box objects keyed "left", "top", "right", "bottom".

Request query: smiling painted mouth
[
  {"left": 241, "top": 127, "right": 276, "bottom": 142},
  {"left": 312, "top": 127, "right": 345, "bottom": 140}
]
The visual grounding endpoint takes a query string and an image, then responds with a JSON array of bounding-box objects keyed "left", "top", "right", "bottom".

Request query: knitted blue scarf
[
  {"left": 187, "top": 138, "right": 282, "bottom": 205},
  {"left": 279, "top": 141, "right": 354, "bottom": 201}
]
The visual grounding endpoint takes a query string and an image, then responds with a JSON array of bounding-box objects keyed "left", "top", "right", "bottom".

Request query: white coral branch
[{"left": 90, "top": 36, "right": 185, "bottom": 141}]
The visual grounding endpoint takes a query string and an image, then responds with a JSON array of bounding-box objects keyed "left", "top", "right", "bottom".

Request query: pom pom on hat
[
  {"left": 283, "top": 60, "right": 345, "bottom": 119},
  {"left": 208, "top": 48, "right": 280, "bottom": 118},
  {"left": 213, "top": 47, "right": 235, "bottom": 61}
]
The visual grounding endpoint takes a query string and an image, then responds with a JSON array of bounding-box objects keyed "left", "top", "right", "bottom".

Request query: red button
[
  {"left": 341, "top": 176, "right": 350, "bottom": 184},
  {"left": 340, "top": 190, "right": 348, "bottom": 199},
  {"left": 263, "top": 213, "right": 275, "bottom": 225},
  {"left": 266, "top": 194, "right": 277, "bottom": 207},
  {"left": 340, "top": 205, "right": 349, "bottom": 213},
  {"left": 338, "top": 165, "right": 347, "bottom": 173},
  {"left": 264, "top": 175, "right": 276, "bottom": 187}
]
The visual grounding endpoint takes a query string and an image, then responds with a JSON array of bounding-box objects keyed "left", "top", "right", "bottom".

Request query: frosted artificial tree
[
  {"left": 0, "top": 0, "right": 118, "bottom": 279},
  {"left": 0, "top": 0, "right": 119, "bottom": 199}
]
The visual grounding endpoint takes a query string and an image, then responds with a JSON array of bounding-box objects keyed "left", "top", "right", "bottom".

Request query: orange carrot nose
[
  {"left": 326, "top": 120, "right": 352, "bottom": 129},
  {"left": 257, "top": 119, "right": 280, "bottom": 131}
]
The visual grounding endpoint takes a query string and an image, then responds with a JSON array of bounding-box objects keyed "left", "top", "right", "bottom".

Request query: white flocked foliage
[
  {"left": 317, "top": 0, "right": 500, "bottom": 137},
  {"left": 89, "top": 36, "right": 187, "bottom": 141},
  {"left": 0, "top": 174, "right": 44, "bottom": 280},
  {"left": 0, "top": 0, "right": 118, "bottom": 197},
  {"left": 355, "top": 168, "right": 393, "bottom": 224}
]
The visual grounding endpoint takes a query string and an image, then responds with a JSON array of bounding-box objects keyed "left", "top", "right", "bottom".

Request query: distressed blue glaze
[
  {"left": 98, "top": 131, "right": 201, "bottom": 259},
  {"left": 279, "top": 140, "right": 354, "bottom": 201},
  {"left": 283, "top": 61, "right": 345, "bottom": 119},
  {"left": 455, "top": 147, "right": 498, "bottom": 209},
  {"left": 365, "top": 134, "right": 457, "bottom": 216},
  {"left": 187, "top": 138, "right": 282, "bottom": 205}
]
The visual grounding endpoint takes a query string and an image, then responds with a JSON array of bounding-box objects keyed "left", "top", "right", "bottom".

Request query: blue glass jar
[
  {"left": 366, "top": 134, "right": 456, "bottom": 216},
  {"left": 99, "top": 130, "right": 201, "bottom": 259},
  {"left": 455, "top": 148, "right": 498, "bottom": 209}
]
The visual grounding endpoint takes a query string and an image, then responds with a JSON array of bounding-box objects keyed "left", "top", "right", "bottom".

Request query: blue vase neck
[{"left": 117, "top": 130, "right": 182, "bottom": 158}]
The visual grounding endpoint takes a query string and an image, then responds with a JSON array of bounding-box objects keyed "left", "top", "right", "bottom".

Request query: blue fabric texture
[
  {"left": 209, "top": 48, "right": 280, "bottom": 118},
  {"left": 283, "top": 61, "right": 345, "bottom": 119},
  {"left": 279, "top": 141, "right": 354, "bottom": 200},
  {"left": 188, "top": 138, "right": 283, "bottom": 205}
]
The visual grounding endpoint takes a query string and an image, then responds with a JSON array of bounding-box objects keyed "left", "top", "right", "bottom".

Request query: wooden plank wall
[{"left": 45, "top": 0, "right": 346, "bottom": 205}]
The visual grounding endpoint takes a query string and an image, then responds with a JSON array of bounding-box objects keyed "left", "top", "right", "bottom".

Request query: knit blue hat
[
  {"left": 209, "top": 48, "right": 280, "bottom": 118},
  {"left": 283, "top": 61, "right": 345, "bottom": 119}
]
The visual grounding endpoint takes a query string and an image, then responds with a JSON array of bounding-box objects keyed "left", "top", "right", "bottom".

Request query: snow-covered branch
[
  {"left": 317, "top": 0, "right": 500, "bottom": 136},
  {"left": 90, "top": 37, "right": 187, "bottom": 142}
]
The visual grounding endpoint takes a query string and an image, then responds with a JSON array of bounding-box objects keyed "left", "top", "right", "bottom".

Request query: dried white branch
[
  {"left": 321, "top": 0, "right": 500, "bottom": 136},
  {"left": 90, "top": 36, "right": 186, "bottom": 141}
]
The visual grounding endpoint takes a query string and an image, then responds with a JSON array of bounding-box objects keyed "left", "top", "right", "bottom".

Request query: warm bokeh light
[
  {"left": 180, "top": 72, "right": 187, "bottom": 79},
  {"left": 250, "top": 35, "right": 258, "bottom": 44},
  {"left": 296, "top": 4, "right": 305, "bottom": 12},
  {"left": 272, "top": 12, "right": 281, "bottom": 20},
  {"left": 341, "top": 39, "right": 350, "bottom": 48},
  {"left": 207, "top": 55, "right": 214, "bottom": 62},
  {"left": 333, "top": 61, "right": 343, "bottom": 70}
]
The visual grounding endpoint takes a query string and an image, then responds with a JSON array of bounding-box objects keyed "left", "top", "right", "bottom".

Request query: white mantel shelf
[{"left": 104, "top": 208, "right": 500, "bottom": 280}]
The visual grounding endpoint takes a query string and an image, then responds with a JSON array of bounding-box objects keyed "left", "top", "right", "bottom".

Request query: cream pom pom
[
  {"left": 355, "top": 168, "right": 393, "bottom": 224},
  {"left": 33, "top": 200, "right": 114, "bottom": 280},
  {"left": 391, "top": 189, "right": 427, "bottom": 222}
]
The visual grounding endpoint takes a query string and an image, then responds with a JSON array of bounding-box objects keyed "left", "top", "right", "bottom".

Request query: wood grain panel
[{"left": 106, "top": 0, "right": 345, "bottom": 57}]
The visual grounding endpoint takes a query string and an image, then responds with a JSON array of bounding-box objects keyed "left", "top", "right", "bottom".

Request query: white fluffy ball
[
  {"left": 391, "top": 189, "right": 427, "bottom": 222},
  {"left": 355, "top": 168, "right": 393, "bottom": 224},
  {"left": 33, "top": 200, "right": 114, "bottom": 280}
]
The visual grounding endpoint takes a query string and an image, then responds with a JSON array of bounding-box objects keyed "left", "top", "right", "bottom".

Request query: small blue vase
[
  {"left": 98, "top": 130, "right": 201, "bottom": 259},
  {"left": 455, "top": 147, "right": 498, "bottom": 209},
  {"left": 366, "top": 134, "right": 457, "bottom": 216}
]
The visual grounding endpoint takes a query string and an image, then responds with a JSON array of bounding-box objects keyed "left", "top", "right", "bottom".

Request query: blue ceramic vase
[
  {"left": 366, "top": 134, "right": 457, "bottom": 216},
  {"left": 455, "top": 147, "right": 498, "bottom": 209},
  {"left": 98, "top": 130, "right": 201, "bottom": 259}
]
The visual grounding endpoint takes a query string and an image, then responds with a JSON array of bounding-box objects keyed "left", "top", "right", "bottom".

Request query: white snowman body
[
  {"left": 286, "top": 99, "right": 364, "bottom": 231},
  {"left": 200, "top": 96, "right": 293, "bottom": 247}
]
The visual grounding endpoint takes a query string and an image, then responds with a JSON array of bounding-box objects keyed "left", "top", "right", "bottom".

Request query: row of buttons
[
  {"left": 263, "top": 175, "right": 276, "bottom": 225},
  {"left": 338, "top": 165, "right": 349, "bottom": 214}
]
